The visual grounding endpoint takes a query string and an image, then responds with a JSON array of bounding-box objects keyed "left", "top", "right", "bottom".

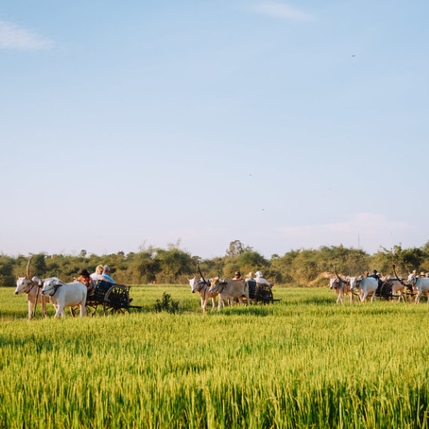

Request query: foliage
[
  {"left": 153, "top": 292, "right": 179, "bottom": 314},
  {"left": 3, "top": 240, "right": 429, "bottom": 287}
]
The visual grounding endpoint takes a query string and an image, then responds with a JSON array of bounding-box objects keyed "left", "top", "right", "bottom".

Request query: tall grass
[{"left": 1, "top": 285, "right": 429, "bottom": 428}]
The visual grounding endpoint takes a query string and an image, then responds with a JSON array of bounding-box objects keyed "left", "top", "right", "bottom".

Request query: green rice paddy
[{"left": 1, "top": 285, "right": 429, "bottom": 428}]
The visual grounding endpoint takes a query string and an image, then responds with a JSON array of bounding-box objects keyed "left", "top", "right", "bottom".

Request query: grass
[{"left": 1, "top": 285, "right": 429, "bottom": 428}]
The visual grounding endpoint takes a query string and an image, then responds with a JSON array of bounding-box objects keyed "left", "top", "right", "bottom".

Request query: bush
[{"left": 153, "top": 292, "right": 179, "bottom": 314}]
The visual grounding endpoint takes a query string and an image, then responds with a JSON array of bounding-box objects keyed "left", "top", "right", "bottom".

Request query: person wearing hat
[
  {"left": 233, "top": 271, "right": 242, "bottom": 280},
  {"left": 76, "top": 268, "right": 95, "bottom": 297},
  {"left": 102, "top": 265, "right": 115, "bottom": 284}
]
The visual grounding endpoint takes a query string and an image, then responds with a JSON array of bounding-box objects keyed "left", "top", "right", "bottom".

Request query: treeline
[{"left": 2, "top": 240, "right": 429, "bottom": 287}]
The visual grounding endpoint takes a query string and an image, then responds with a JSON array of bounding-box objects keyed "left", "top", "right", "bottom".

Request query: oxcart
[
  {"left": 246, "top": 280, "right": 280, "bottom": 304},
  {"left": 84, "top": 280, "right": 142, "bottom": 315}
]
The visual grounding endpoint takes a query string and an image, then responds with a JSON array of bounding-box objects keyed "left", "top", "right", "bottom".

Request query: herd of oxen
[
  {"left": 329, "top": 269, "right": 429, "bottom": 304},
  {"left": 14, "top": 275, "right": 87, "bottom": 319},
  {"left": 188, "top": 276, "right": 254, "bottom": 313},
  {"left": 13, "top": 272, "right": 254, "bottom": 319},
  {"left": 14, "top": 255, "right": 274, "bottom": 318},
  {"left": 13, "top": 256, "right": 89, "bottom": 319},
  {"left": 13, "top": 258, "right": 429, "bottom": 320}
]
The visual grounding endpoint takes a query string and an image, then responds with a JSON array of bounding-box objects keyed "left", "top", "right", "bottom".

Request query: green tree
[
  {"left": 0, "top": 255, "right": 15, "bottom": 286},
  {"left": 155, "top": 245, "right": 194, "bottom": 283}
]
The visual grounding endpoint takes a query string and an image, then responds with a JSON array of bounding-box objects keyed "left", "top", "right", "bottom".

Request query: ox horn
[
  {"left": 334, "top": 266, "right": 347, "bottom": 284},
  {"left": 197, "top": 264, "right": 208, "bottom": 285},
  {"left": 26, "top": 255, "right": 33, "bottom": 279},
  {"left": 392, "top": 264, "right": 411, "bottom": 291},
  {"left": 26, "top": 255, "right": 39, "bottom": 286}
]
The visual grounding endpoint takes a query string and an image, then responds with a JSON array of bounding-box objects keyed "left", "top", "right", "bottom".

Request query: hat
[
  {"left": 246, "top": 272, "right": 254, "bottom": 279},
  {"left": 420, "top": 272, "right": 426, "bottom": 277},
  {"left": 103, "top": 265, "right": 110, "bottom": 272},
  {"left": 79, "top": 269, "right": 90, "bottom": 277},
  {"left": 255, "top": 271, "right": 263, "bottom": 278},
  {"left": 235, "top": 271, "right": 241, "bottom": 277}
]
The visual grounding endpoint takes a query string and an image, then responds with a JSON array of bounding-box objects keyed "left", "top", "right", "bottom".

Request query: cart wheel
[
  {"left": 103, "top": 285, "right": 130, "bottom": 315},
  {"left": 86, "top": 300, "right": 101, "bottom": 316},
  {"left": 70, "top": 303, "right": 96, "bottom": 317},
  {"left": 380, "top": 283, "right": 392, "bottom": 300}
]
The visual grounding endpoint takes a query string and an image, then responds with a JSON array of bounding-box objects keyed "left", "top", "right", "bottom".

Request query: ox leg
[
  {"left": 41, "top": 296, "right": 48, "bottom": 318},
  {"left": 415, "top": 293, "right": 421, "bottom": 304},
  {"left": 80, "top": 304, "right": 86, "bottom": 317},
  {"left": 27, "top": 301, "right": 34, "bottom": 320},
  {"left": 55, "top": 305, "right": 65, "bottom": 318}
]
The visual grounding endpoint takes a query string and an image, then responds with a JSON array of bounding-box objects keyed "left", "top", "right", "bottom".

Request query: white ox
[
  {"left": 329, "top": 277, "right": 353, "bottom": 304},
  {"left": 407, "top": 273, "right": 429, "bottom": 304},
  {"left": 349, "top": 276, "right": 378, "bottom": 302},
  {"left": 40, "top": 277, "right": 87, "bottom": 317},
  {"left": 189, "top": 277, "right": 218, "bottom": 312},
  {"left": 209, "top": 277, "right": 249, "bottom": 309},
  {"left": 14, "top": 277, "right": 51, "bottom": 320}
]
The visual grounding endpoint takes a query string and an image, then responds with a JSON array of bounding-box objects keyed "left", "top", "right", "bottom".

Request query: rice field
[{"left": 1, "top": 285, "right": 429, "bottom": 428}]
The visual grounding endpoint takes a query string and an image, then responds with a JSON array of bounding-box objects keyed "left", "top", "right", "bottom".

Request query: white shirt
[
  {"left": 90, "top": 273, "right": 106, "bottom": 282},
  {"left": 255, "top": 276, "right": 271, "bottom": 286}
]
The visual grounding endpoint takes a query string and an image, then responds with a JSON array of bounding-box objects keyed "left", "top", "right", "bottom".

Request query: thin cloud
[
  {"left": 251, "top": 1, "right": 314, "bottom": 21},
  {"left": 0, "top": 21, "right": 53, "bottom": 50}
]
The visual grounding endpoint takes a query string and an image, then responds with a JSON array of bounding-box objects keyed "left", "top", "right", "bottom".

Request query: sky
[{"left": 1, "top": 0, "right": 428, "bottom": 259}]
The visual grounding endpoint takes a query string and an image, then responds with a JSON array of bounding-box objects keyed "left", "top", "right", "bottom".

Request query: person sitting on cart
[
  {"left": 255, "top": 271, "right": 272, "bottom": 287},
  {"left": 90, "top": 265, "right": 105, "bottom": 282},
  {"left": 102, "top": 265, "right": 115, "bottom": 284},
  {"left": 76, "top": 269, "right": 95, "bottom": 297},
  {"left": 245, "top": 272, "right": 255, "bottom": 283},
  {"left": 233, "top": 271, "right": 242, "bottom": 280},
  {"left": 90, "top": 265, "right": 113, "bottom": 292}
]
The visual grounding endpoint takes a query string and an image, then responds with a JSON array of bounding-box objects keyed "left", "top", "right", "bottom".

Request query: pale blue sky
[{"left": 1, "top": 1, "right": 428, "bottom": 258}]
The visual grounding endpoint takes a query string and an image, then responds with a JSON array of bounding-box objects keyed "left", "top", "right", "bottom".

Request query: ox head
[
  {"left": 349, "top": 276, "right": 361, "bottom": 290},
  {"left": 329, "top": 278, "right": 341, "bottom": 290},
  {"left": 407, "top": 273, "right": 417, "bottom": 286},
  {"left": 209, "top": 277, "right": 227, "bottom": 294},
  {"left": 14, "top": 256, "right": 41, "bottom": 295},
  {"left": 41, "top": 278, "right": 64, "bottom": 296},
  {"left": 209, "top": 277, "right": 220, "bottom": 293},
  {"left": 188, "top": 277, "right": 209, "bottom": 293},
  {"left": 14, "top": 277, "right": 37, "bottom": 295},
  {"left": 188, "top": 277, "right": 198, "bottom": 293}
]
